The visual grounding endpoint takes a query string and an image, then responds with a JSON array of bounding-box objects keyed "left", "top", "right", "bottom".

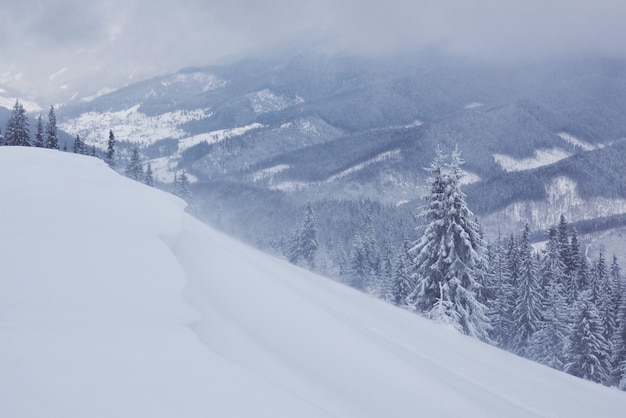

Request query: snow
[
  {"left": 177, "top": 123, "right": 265, "bottom": 151},
  {"left": 247, "top": 89, "right": 304, "bottom": 113},
  {"left": 557, "top": 132, "right": 596, "bottom": 151},
  {"left": 326, "top": 149, "right": 401, "bottom": 183},
  {"left": 0, "top": 96, "right": 42, "bottom": 113},
  {"left": 2, "top": 147, "right": 626, "bottom": 417},
  {"left": 485, "top": 175, "right": 626, "bottom": 235},
  {"left": 465, "top": 102, "right": 484, "bottom": 109},
  {"left": 59, "top": 105, "right": 213, "bottom": 147},
  {"left": 493, "top": 148, "right": 572, "bottom": 172},
  {"left": 251, "top": 164, "right": 290, "bottom": 182}
]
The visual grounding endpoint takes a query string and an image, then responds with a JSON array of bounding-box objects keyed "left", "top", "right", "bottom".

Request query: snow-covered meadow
[{"left": 1, "top": 147, "right": 625, "bottom": 417}]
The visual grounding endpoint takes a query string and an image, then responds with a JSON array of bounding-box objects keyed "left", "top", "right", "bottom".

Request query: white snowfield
[{"left": 1, "top": 148, "right": 625, "bottom": 417}]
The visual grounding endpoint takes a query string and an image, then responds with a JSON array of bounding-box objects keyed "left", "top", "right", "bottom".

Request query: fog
[{"left": 2, "top": 0, "right": 625, "bottom": 102}]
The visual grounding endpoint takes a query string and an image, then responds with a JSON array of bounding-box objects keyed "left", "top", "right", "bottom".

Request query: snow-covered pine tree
[
  {"left": 287, "top": 201, "right": 318, "bottom": 270},
  {"left": 126, "top": 148, "right": 144, "bottom": 182},
  {"left": 392, "top": 241, "right": 414, "bottom": 307},
  {"left": 614, "top": 279, "right": 626, "bottom": 389},
  {"left": 565, "top": 290, "right": 612, "bottom": 385},
  {"left": 73, "top": 135, "right": 86, "bottom": 154},
  {"left": 5, "top": 100, "right": 30, "bottom": 146},
  {"left": 346, "top": 211, "right": 380, "bottom": 293},
  {"left": 529, "top": 225, "right": 570, "bottom": 369},
  {"left": 409, "top": 146, "right": 490, "bottom": 340},
  {"left": 591, "top": 253, "right": 617, "bottom": 383},
  {"left": 173, "top": 170, "right": 192, "bottom": 203},
  {"left": 511, "top": 224, "right": 543, "bottom": 357},
  {"left": 488, "top": 233, "right": 515, "bottom": 347},
  {"left": 144, "top": 162, "right": 154, "bottom": 187},
  {"left": 378, "top": 240, "right": 396, "bottom": 302},
  {"left": 34, "top": 115, "right": 44, "bottom": 148},
  {"left": 45, "top": 106, "right": 59, "bottom": 149},
  {"left": 105, "top": 130, "right": 116, "bottom": 166}
]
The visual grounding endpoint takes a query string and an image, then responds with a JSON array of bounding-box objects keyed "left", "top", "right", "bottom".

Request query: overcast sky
[{"left": 2, "top": 0, "right": 626, "bottom": 103}]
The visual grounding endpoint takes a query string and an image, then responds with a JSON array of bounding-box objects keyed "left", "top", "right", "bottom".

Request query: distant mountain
[{"left": 55, "top": 49, "right": 626, "bottom": 256}]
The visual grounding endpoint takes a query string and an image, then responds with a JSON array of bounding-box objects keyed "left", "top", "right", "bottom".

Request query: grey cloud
[{"left": 2, "top": 0, "right": 626, "bottom": 102}]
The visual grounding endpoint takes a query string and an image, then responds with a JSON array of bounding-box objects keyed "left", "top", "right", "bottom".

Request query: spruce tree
[
  {"left": 34, "top": 115, "right": 44, "bottom": 147},
  {"left": 73, "top": 135, "right": 86, "bottom": 154},
  {"left": 126, "top": 148, "right": 144, "bottom": 181},
  {"left": 346, "top": 211, "right": 380, "bottom": 293},
  {"left": 144, "top": 162, "right": 154, "bottom": 186},
  {"left": 378, "top": 241, "right": 396, "bottom": 302},
  {"left": 409, "top": 147, "right": 490, "bottom": 340},
  {"left": 173, "top": 170, "right": 192, "bottom": 203},
  {"left": 287, "top": 202, "right": 318, "bottom": 270},
  {"left": 511, "top": 224, "right": 543, "bottom": 356},
  {"left": 565, "top": 291, "right": 611, "bottom": 385},
  {"left": 105, "top": 130, "right": 116, "bottom": 166},
  {"left": 392, "top": 246, "right": 414, "bottom": 307},
  {"left": 45, "top": 106, "right": 59, "bottom": 149},
  {"left": 5, "top": 100, "right": 30, "bottom": 146},
  {"left": 488, "top": 233, "right": 515, "bottom": 347}
]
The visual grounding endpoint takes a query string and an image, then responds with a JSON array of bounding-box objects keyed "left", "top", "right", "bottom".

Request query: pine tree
[
  {"left": 173, "top": 170, "right": 192, "bottom": 202},
  {"left": 392, "top": 248, "right": 415, "bottom": 308},
  {"left": 614, "top": 281, "right": 626, "bottom": 389},
  {"left": 531, "top": 279, "right": 569, "bottom": 370},
  {"left": 488, "top": 233, "right": 515, "bottom": 347},
  {"left": 511, "top": 224, "right": 543, "bottom": 356},
  {"left": 378, "top": 241, "right": 396, "bottom": 302},
  {"left": 126, "top": 148, "right": 144, "bottom": 182},
  {"left": 45, "top": 106, "right": 59, "bottom": 149},
  {"left": 144, "top": 162, "right": 154, "bottom": 186},
  {"left": 73, "top": 134, "right": 86, "bottom": 154},
  {"left": 346, "top": 211, "right": 380, "bottom": 293},
  {"left": 565, "top": 291, "right": 611, "bottom": 385},
  {"left": 287, "top": 202, "right": 318, "bottom": 270},
  {"left": 34, "top": 115, "right": 44, "bottom": 147},
  {"left": 105, "top": 130, "right": 116, "bottom": 166},
  {"left": 409, "top": 147, "right": 490, "bottom": 340},
  {"left": 5, "top": 100, "right": 30, "bottom": 146}
]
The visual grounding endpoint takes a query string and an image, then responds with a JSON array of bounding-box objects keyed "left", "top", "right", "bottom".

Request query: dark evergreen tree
[
  {"left": 126, "top": 148, "right": 144, "bottom": 181},
  {"left": 592, "top": 253, "right": 617, "bottom": 379},
  {"left": 488, "top": 233, "right": 515, "bottom": 347},
  {"left": 531, "top": 278, "right": 569, "bottom": 370},
  {"left": 392, "top": 245, "right": 414, "bottom": 307},
  {"left": 287, "top": 202, "right": 318, "bottom": 270},
  {"left": 565, "top": 291, "right": 611, "bottom": 385},
  {"left": 173, "top": 170, "right": 192, "bottom": 203},
  {"left": 105, "top": 130, "right": 116, "bottom": 166},
  {"left": 73, "top": 135, "right": 86, "bottom": 154},
  {"left": 511, "top": 224, "right": 543, "bottom": 356},
  {"left": 144, "top": 162, "right": 154, "bottom": 186},
  {"left": 378, "top": 240, "right": 396, "bottom": 302},
  {"left": 5, "top": 100, "right": 30, "bottom": 146},
  {"left": 34, "top": 115, "right": 44, "bottom": 148},
  {"left": 45, "top": 106, "right": 59, "bottom": 149},
  {"left": 346, "top": 211, "right": 380, "bottom": 293},
  {"left": 409, "top": 147, "right": 490, "bottom": 340}
]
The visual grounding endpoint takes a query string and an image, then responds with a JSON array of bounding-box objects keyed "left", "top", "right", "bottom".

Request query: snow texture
[
  {"left": 493, "top": 148, "right": 572, "bottom": 172},
  {"left": 1, "top": 147, "right": 625, "bottom": 417}
]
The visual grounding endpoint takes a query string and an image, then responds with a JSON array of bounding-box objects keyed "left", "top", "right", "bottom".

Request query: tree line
[{"left": 284, "top": 146, "right": 626, "bottom": 389}]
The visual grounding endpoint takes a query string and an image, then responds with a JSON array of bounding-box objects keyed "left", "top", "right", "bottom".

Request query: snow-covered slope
[{"left": 1, "top": 147, "right": 625, "bottom": 417}]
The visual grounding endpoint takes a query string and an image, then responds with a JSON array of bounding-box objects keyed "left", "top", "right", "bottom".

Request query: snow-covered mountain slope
[{"left": 2, "top": 149, "right": 626, "bottom": 418}]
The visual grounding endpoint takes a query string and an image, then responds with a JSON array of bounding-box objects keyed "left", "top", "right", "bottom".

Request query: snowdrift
[{"left": 1, "top": 147, "right": 625, "bottom": 417}]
